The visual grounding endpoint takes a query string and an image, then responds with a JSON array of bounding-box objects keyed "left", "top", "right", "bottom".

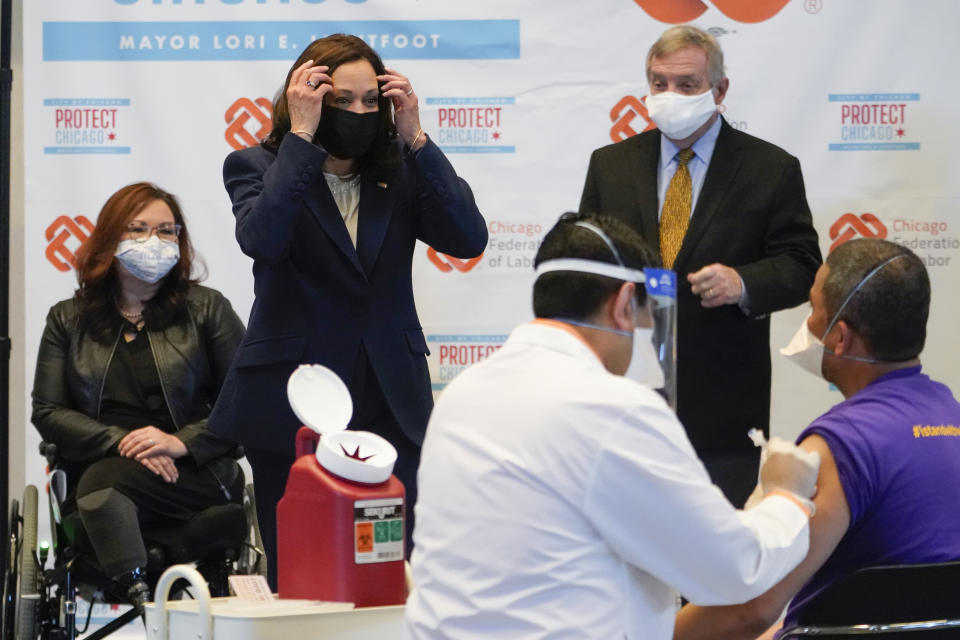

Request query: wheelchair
[{"left": 2, "top": 442, "right": 265, "bottom": 640}]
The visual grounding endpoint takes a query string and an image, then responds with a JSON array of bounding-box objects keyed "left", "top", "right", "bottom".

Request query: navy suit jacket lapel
[
  {"left": 630, "top": 132, "right": 662, "bottom": 252},
  {"left": 673, "top": 119, "right": 743, "bottom": 272},
  {"left": 303, "top": 176, "right": 364, "bottom": 275},
  {"left": 356, "top": 174, "right": 394, "bottom": 276}
]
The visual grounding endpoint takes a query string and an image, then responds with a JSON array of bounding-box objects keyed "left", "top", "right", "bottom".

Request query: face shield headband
[{"left": 534, "top": 221, "right": 648, "bottom": 337}]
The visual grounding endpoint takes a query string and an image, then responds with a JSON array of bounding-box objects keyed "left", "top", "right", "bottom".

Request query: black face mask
[{"left": 315, "top": 107, "right": 380, "bottom": 160}]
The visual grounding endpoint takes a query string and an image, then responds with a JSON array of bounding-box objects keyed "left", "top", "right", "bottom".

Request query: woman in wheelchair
[{"left": 30, "top": 182, "right": 245, "bottom": 607}]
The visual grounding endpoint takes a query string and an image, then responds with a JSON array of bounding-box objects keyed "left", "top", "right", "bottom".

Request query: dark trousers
[
  {"left": 75, "top": 456, "right": 241, "bottom": 578},
  {"left": 245, "top": 447, "right": 295, "bottom": 591},
  {"left": 699, "top": 449, "right": 761, "bottom": 508}
]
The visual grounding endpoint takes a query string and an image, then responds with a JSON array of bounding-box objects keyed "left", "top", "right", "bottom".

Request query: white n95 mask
[
  {"left": 114, "top": 236, "right": 180, "bottom": 284},
  {"left": 780, "top": 314, "right": 825, "bottom": 379},
  {"left": 625, "top": 327, "right": 666, "bottom": 389},
  {"left": 644, "top": 90, "right": 718, "bottom": 140}
]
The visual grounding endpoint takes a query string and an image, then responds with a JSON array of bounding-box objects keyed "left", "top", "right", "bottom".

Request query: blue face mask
[{"left": 114, "top": 236, "right": 180, "bottom": 284}]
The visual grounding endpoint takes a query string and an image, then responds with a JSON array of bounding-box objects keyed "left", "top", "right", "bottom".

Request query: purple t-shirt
[{"left": 782, "top": 366, "right": 960, "bottom": 628}]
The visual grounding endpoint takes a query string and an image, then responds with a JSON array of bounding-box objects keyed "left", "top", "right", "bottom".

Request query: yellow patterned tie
[{"left": 659, "top": 148, "right": 695, "bottom": 270}]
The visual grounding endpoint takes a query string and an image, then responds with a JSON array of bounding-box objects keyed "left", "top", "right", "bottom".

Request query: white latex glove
[
  {"left": 761, "top": 437, "right": 820, "bottom": 499},
  {"left": 743, "top": 434, "right": 820, "bottom": 516}
]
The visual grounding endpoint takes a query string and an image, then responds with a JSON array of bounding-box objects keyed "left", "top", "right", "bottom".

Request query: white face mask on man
[
  {"left": 780, "top": 311, "right": 891, "bottom": 380},
  {"left": 781, "top": 253, "right": 913, "bottom": 378},
  {"left": 780, "top": 314, "right": 827, "bottom": 379},
  {"left": 549, "top": 319, "right": 665, "bottom": 389},
  {"left": 644, "top": 89, "right": 718, "bottom": 141},
  {"left": 624, "top": 326, "right": 666, "bottom": 389}
]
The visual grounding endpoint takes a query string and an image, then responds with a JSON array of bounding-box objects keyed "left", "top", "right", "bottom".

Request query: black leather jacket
[{"left": 32, "top": 285, "right": 245, "bottom": 474}]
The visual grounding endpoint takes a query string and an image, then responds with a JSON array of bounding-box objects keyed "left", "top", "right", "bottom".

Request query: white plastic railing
[{"left": 149, "top": 564, "right": 212, "bottom": 640}]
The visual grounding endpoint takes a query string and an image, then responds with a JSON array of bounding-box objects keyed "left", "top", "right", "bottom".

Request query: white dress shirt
[
  {"left": 404, "top": 321, "right": 810, "bottom": 640},
  {"left": 324, "top": 171, "right": 361, "bottom": 248}
]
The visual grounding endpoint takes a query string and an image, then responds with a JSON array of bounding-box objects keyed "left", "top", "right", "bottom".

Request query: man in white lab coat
[{"left": 403, "top": 212, "right": 820, "bottom": 639}]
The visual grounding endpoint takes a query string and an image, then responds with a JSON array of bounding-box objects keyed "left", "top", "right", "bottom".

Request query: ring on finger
[
  {"left": 405, "top": 87, "right": 414, "bottom": 96},
  {"left": 305, "top": 79, "right": 317, "bottom": 88},
  {"left": 149, "top": 439, "right": 156, "bottom": 446}
]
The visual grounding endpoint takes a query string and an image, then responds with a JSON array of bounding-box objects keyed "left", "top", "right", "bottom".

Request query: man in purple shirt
[{"left": 674, "top": 238, "right": 960, "bottom": 639}]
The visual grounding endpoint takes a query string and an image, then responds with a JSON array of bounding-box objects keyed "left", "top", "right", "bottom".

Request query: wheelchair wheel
[
  {"left": 14, "top": 486, "right": 39, "bottom": 640},
  {"left": 2, "top": 497, "right": 20, "bottom": 639}
]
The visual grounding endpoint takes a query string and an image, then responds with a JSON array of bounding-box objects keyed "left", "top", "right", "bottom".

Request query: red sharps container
[{"left": 277, "top": 364, "right": 407, "bottom": 607}]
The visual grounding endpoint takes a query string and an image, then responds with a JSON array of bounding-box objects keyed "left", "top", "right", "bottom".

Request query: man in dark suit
[{"left": 579, "top": 25, "right": 821, "bottom": 506}]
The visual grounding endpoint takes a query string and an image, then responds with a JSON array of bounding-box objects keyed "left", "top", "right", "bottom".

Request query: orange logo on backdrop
[
  {"left": 45, "top": 215, "right": 95, "bottom": 272},
  {"left": 633, "top": 0, "right": 791, "bottom": 23},
  {"left": 225, "top": 97, "right": 273, "bottom": 150},
  {"left": 828, "top": 213, "right": 888, "bottom": 253},
  {"left": 427, "top": 248, "right": 483, "bottom": 273},
  {"left": 610, "top": 95, "right": 656, "bottom": 142}
]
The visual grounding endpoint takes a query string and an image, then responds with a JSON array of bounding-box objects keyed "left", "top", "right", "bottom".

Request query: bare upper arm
[
  {"left": 743, "top": 434, "right": 853, "bottom": 623},
  {"left": 776, "top": 437, "right": 850, "bottom": 586},
  {"left": 674, "top": 434, "right": 853, "bottom": 640}
]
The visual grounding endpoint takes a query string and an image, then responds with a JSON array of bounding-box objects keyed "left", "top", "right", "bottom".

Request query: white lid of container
[
  {"left": 286, "top": 364, "right": 397, "bottom": 484},
  {"left": 317, "top": 431, "right": 397, "bottom": 485},
  {"left": 286, "top": 364, "right": 352, "bottom": 435}
]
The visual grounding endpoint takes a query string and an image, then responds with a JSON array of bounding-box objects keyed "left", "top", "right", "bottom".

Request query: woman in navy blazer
[{"left": 208, "top": 34, "right": 487, "bottom": 586}]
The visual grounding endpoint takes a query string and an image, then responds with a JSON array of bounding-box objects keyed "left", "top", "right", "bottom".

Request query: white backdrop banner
[{"left": 19, "top": 0, "right": 960, "bottom": 512}]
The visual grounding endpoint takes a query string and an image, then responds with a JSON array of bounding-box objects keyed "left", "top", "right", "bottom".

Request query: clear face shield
[{"left": 640, "top": 268, "right": 678, "bottom": 409}]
